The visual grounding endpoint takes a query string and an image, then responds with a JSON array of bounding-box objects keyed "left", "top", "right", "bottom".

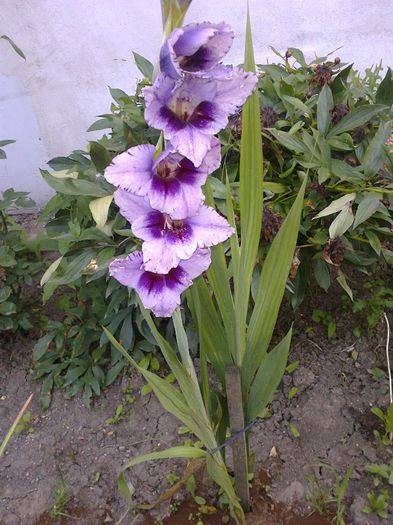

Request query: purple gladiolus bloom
[
  {"left": 144, "top": 69, "right": 257, "bottom": 166},
  {"left": 160, "top": 22, "right": 234, "bottom": 79},
  {"left": 104, "top": 138, "right": 221, "bottom": 219},
  {"left": 109, "top": 249, "right": 210, "bottom": 317},
  {"left": 114, "top": 189, "right": 234, "bottom": 273}
]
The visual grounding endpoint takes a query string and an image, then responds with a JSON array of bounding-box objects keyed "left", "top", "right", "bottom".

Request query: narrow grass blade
[
  {"left": 235, "top": 5, "right": 264, "bottom": 364},
  {"left": 244, "top": 177, "right": 306, "bottom": 390},
  {"left": 0, "top": 394, "right": 33, "bottom": 457}
]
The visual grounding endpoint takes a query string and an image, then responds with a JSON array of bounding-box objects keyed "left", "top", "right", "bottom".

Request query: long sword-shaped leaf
[
  {"left": 103, "top": 327, "right": 206, "bottom": 440},
  {"left": 189, "top": 278, "right": 232, "bottom": 383},
  {"left": 247, "top": 327, "right": 292, "bottom": 422},
  {"left": 235, "top": 6, "right": 264, "bottom": 364},
  {"left": 204, "top": 181, "right": 236, "bottom": 358},
  {"left": 243, "top": 177, "right": 306, "bottom": 390}
]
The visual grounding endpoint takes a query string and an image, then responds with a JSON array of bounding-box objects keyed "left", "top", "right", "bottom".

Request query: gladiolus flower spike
[{"left": 105, "top": 21, "right": 257, "bottom": 317}]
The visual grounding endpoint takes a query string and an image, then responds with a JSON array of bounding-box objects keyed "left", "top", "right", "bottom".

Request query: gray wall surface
[{"left": 1, "top": 0, "right": 392, "bottom": 204}]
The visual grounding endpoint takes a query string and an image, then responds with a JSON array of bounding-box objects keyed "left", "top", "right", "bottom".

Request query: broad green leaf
[
  {"left": 41, "top": 170, "right": 111, "bottom": 197},
  {"left": 331, "top": 64, "right": 352, "bottom": 95},
  {"left": 353, "top": 192, "right": 381, "bottom": 229},
  {"left": 336, "top": 270, "right": 353, "bottom": 301},
  {"left": 327, "top": 104, "right": 387, "bottom": 137},
  {"left": 365, "top": 230, "right": 381, "bottom": 255},
  {"left": 317, "top": 85, "right": 334, "bottom": 135},
  {"left": 0, "top": 286, "right": 11, "bottom": 302},
  {"left": 236, "top": 9, "right": 263, "bottom": 363},
  {"left": 269, "top": 129, "right": 306, "bottom": 153},
  {"left": 89, "top": 141, "right": 112, "bottom": 172},
  {"left": 50, "top": 169, "right": 78, "bottom": 179},
  {"left": 244, "top": 177, "right": 306, "bottom": 389},
  {"left": 314, "top": 193, "right": 356, "bottom": 218},
  {"left": 329, "top": 206, "right": 354, "bottom": 238},
  {"left": 362, "top": 122, "right": 392, "bottom": 176},
  {"left": 40, "top": 256, "right": 63, "bottom": 286},
  {"left": 0, "top": 301, "right": 17, "bottom": 316},
  {"left": 313, "top": 259, "right": 331, "bottom": 291},
  {"left": 132, "top": 51, "right": 154, "bottom": 81},
  {"left": 43, "top": 249, "right": 96, "bottom": 289},
  {"left": 376, "top": 68, "right": 393, "bottom": 105},
  {"left": 0, "top": 35, "right": 26, "bottom": 59},
  {"left": 282, "top": 95, "right": 310, "bottom": 114},
  {"left": 247, "top": 328, "right": 292, "bottom": 421},
  {"left": 89, "top": 195, "right": 113, "bottom": 229}
]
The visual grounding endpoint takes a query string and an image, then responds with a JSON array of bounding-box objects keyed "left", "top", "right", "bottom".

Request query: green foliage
[
  {"left": 342, "top": 276, "right": 393, "bottom": 335},
  {"left": 311, "top": 308, "right": 336, "bottom": 339},
  {"left": 363, "top": 489, "right": 390, "bottom": 520},
  {"left": 371, "top": 404, "right": 393, "bottom": 445},
  {"left": 0, "top": 189, "right": 45, "bottom": 333},
  {"left": 306, "top": 464, "right": 353, "bottom": 525},
  {"left": 238, "top": 52, "right": 392, "bottom": 307},
  {"left": 15, "top": 411, "right": 34, "bottom": 434}
]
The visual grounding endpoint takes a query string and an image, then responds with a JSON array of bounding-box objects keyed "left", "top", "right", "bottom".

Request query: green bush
[
  {"left": 35, "top": 50, "right": 392, "bottom": 405},
  {"left": 0, "top": 189, "right": 44, "bottom": 332}
]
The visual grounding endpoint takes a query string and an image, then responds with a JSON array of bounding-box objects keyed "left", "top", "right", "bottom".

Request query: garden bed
[{"left": 1, "top": 271, "right": 392, "bottom": 525}]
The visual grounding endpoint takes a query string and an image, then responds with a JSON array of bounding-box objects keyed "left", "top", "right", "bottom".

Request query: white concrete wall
[{"left": 1, "top": 0, "right": 392, "bottom": 204}]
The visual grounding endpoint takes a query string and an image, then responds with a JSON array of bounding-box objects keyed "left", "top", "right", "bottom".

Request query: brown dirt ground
[{"left": 1, "top": 268, "right": 393, "bottom": 525}]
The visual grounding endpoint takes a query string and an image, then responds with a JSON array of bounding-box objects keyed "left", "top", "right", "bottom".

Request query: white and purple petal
[
  {"left": 104, "top": 144, "right": 155, "bottom": 193},
  {"left": 144, "top": 71, "right": 257, "bottom": 166},
  {"left": 160, "top": 22, "right": 234, "bottom": 79},
  {"left": 108, "top": 249, "right": 211, "bottom": 317}
]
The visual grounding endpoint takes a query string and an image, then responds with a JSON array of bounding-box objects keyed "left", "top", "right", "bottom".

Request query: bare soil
[{"left": 1, "top": 271, "right": 393, "bottom": 525}]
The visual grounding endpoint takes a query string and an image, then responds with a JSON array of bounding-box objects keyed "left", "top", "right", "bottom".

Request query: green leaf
[
  {"left": 41, "top": 170, "right": 112, "bottom": 197},
  {"left": 40, "top": 256, "right": 63, "bottom": 286},
  {"left": 33, "top": 333, "right": 55, "bottom": 360},
  {"left": 314, "top": 193, "right": 356, "bottom": 218},
  {"left": 0, "top": 140, "right": 16, "bottom": 147},
  {"left": 327, "top": 104, "right": 388, "bottom": 137},
  {"left": 336, "top": 270, "right": 353, "bottom": 301},
  {"left": 362, "top": 122, "right": 392, "bottom": 176},
  {"left": 247, "top": 328, "right": 292, "bottom": 421},
  {"left": 189, "top": 278, "right": 231, "bottom": 384},
  {"left": 365, "top": 230, "right": 381, "bottom": 255},
  {"left": 132, "top": 51, "right": 154, "bottom": 81},
  {"left": 269, "top": 129, "right": 306, "bottom": 153},
  {"left": 235, "top": 8, "right": 264, "bottom": 364},
  {"left": 0, "top": 286, "right": 11, "bottom": 302},
  {"left": 244, "top": 177, "right": 306, "bottom": 389},
  {"left": 0, "top": 302, "right": 17, "bottom": 316},
  {"left": 313, "top": 259, "right": 330, "bottom": 291},
  {"left": 1, "top": 35, "right": 26, "bottom": 59},
  {"left": 89, "top": 195, "right": 113, "bottom": 229},
  {"left": 376, "top": 68, "right": 393, "bottom": 105},
  {"left": 43, "top": 249, "right": 96, "bottom": 290},
  {"left": 317, "top": 85, "right": 334, "bottom": 135},
  {"left": 329, "top": 207, "right": 354, "bottom": 238},
  {"left": 353, "top": 192, "right": 381, "bottom": 229},
  {"left": 331, "top": 64, "right": 352, "bottom": 95},
  {"left": 89, "top": 141, "right": 112, "bottom": 172}
]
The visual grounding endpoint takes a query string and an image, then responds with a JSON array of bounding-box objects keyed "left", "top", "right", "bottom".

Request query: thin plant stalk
[{"left": 0, "top": 393, "right": 33, "bottom": 457}]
